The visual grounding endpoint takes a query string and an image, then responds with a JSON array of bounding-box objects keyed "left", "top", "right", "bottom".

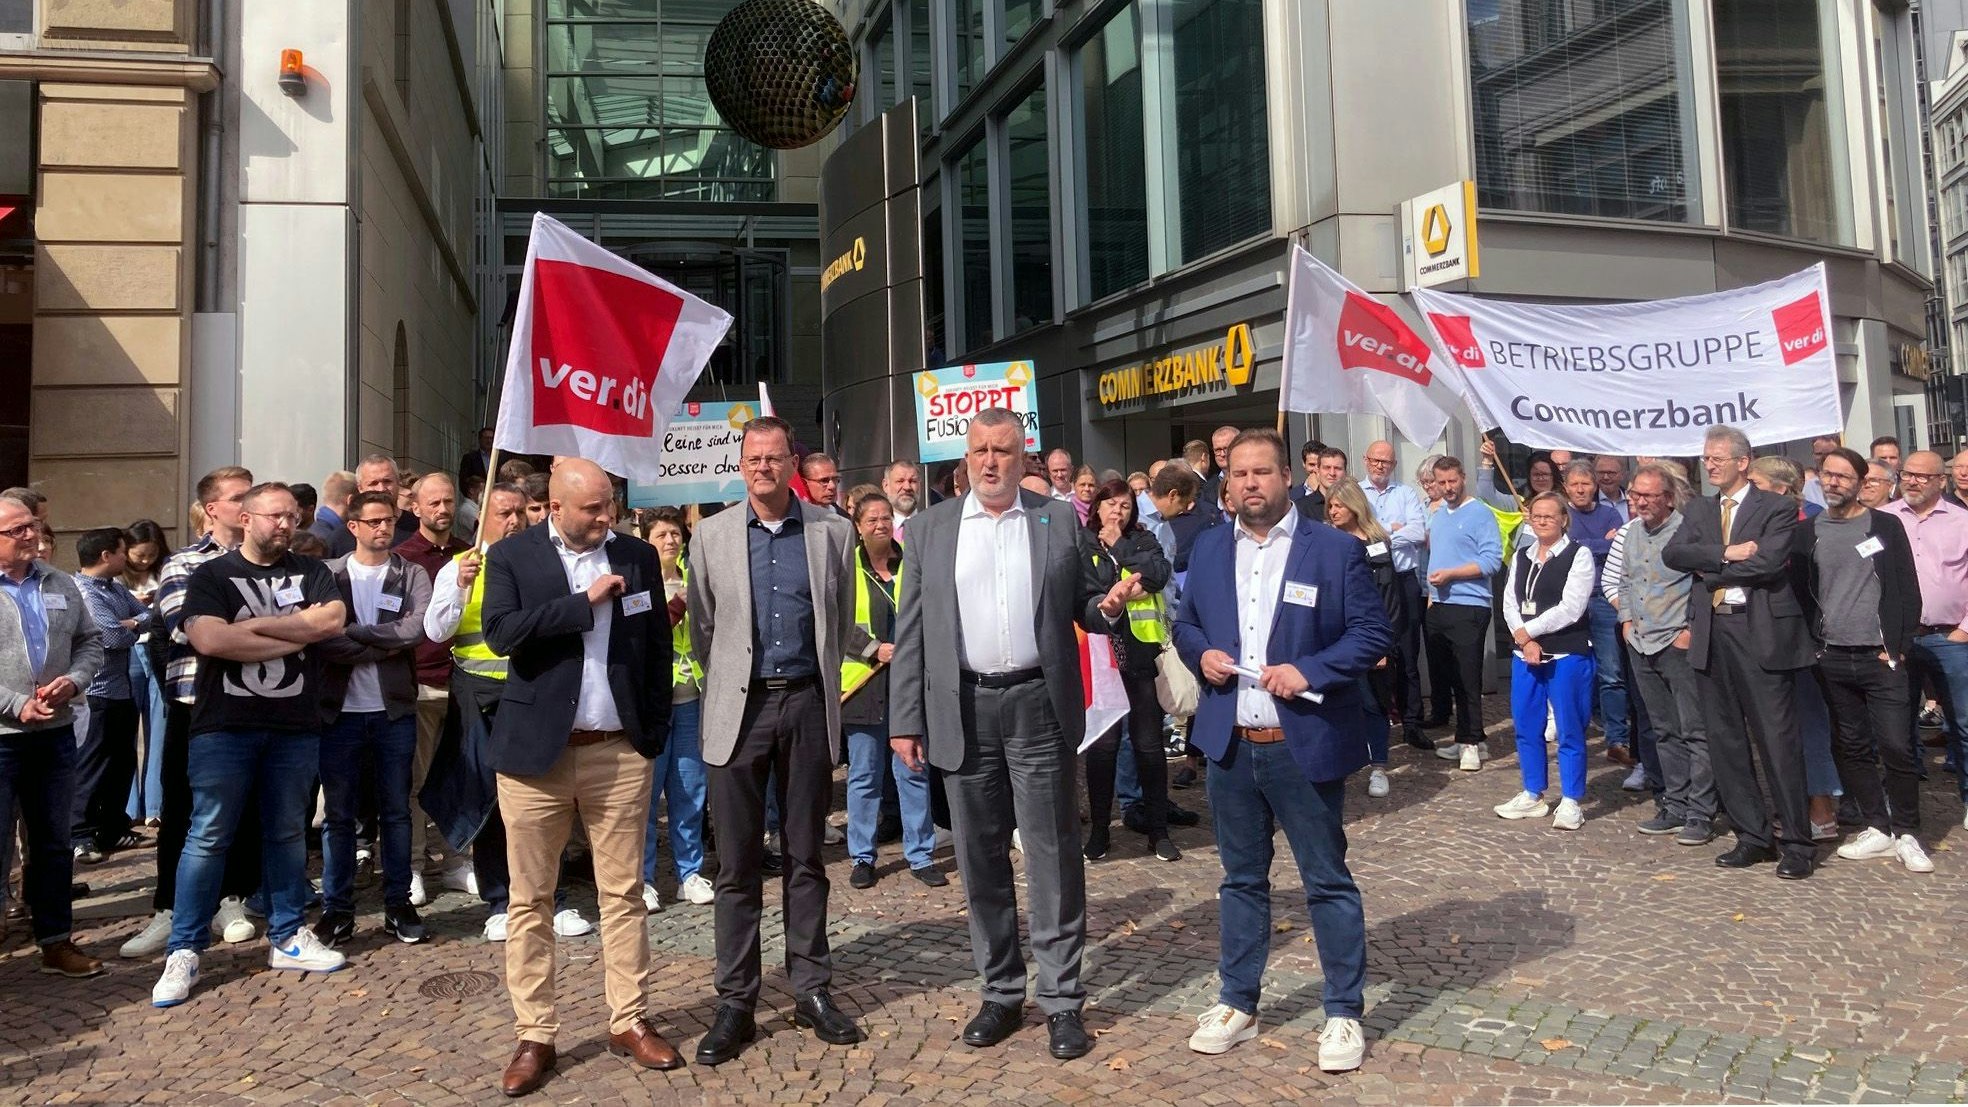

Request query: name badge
[
  {"left": 1366, "top": 541, "right": 1389, "bottom": 558},
  {"left": 375, "top": 593, "right": 403, "bottom": 613},
  {"left": 1855, "top": 536, "right": 1884, "bottom": 559},
  {"left": 1283, "top": 582, "right": 1319, "bottom": 608},
  {"left": 43, "top": 593, "right": 66, "bottom": 612},
  {"left": 1520, "top": 601, "right": 1538, "bottom": 616},
  {"left": 274, "top": 585, "right": 304, "bottom": 606},
  {"left": 620, "top": 590, "right": 653, "bottom": 616}
]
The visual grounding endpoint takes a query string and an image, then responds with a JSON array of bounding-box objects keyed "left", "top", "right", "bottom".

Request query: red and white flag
[
  {"left": 1076, "top": 629, "right": 1131, "bottom": 755},
  {"left": 494, "top": 212, "right": 733, "bottom": 481},
  {"left": 1279, "top": 244, "right": 1461, "bottom": 447}
]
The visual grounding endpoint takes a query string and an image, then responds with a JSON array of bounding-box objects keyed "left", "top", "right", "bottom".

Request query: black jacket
[
  {"left": 1662, "top": 486, "right": 1814, "bottom": 673},
  {"left": 1796, "top": 507, "right": 1924, "bottom": 659},
  {"left": 481, "top": 524, "right": 673, "bottom": 776},
  {"left": 1082, "top": 526, "right": 1173, "bottom": 675}
]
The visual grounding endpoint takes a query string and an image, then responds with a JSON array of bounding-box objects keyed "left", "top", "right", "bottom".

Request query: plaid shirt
[{"left": 156, "top": 534, "right": 231, "bottom": 704}]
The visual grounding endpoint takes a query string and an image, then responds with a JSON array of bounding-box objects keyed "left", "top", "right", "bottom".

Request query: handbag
[{"left": 1153, "top": 605, "right": 1200, "bottom": 718}]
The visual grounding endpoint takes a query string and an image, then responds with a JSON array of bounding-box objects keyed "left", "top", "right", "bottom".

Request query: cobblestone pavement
[{"left": 8, "top": 702, "right": 1968, "bottom": 1105}]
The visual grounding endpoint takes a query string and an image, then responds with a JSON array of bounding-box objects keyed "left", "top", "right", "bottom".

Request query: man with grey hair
[
  {"left": 1859, "top": 461, "right": 1897, "bottom": 510},
  {"left": 1044, "top": 448, "right": 1075, "bottom": 500},
  {"left": 883, "top": 460, "right": 924, "bottom": 541},
  {"left": 1664, "top": 426, "right": 1817, "bottom": 878},
  {"left": 799, "top": 452, "right": 848, "bottom": 516}
]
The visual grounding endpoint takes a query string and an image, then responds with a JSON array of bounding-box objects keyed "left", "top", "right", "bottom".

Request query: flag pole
[
  {"left": 1481, "top": 429, "right": 1527, "bottom": 516},
  {"left": 474, "top": 446, "right": 502, "bottom": 552}
]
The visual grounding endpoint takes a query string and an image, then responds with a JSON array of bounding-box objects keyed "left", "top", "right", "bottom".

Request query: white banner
[
  {"left": 1411, "top": 265, "right": 1841, "bottom": 454},
  {"left": 1280, "top": 245, "right": 1460, "bottom": 448}
]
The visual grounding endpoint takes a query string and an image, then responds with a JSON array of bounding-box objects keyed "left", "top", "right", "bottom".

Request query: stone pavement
[{"left": 7, "top": 704, "right": 1968, "bottom": 1105}]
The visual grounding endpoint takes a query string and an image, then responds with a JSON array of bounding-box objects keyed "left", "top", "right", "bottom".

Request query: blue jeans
[
  {"left": 1587, "top": 593, "right": 1630, "bottom": 747},
  {"left": 1115, "top": 729, "right": 1142, "bottom": 810},
  {"left": 0, "top": 728, "right": 78, "bottom": 945},
  {"left": 1207, "top": 739, "right": 1364, "bottom": 1018},
  {"left": 169, "top": 729, "right": 320, "bottom": 951},
  {"left": 1910, "top": 634, "right": 1968, "bottom": 799},
  {"left": 127, "top": 649, "right": 169, "bottom": 822},
  {"left": 1511, "top": 654, "right": 1595, "bottom": 800},
  {"left": 845, "top": 721, "right": 934, "bottom": 868},
  {"left": 1795, "top": 670, "right": 1843, "bottom": 797},
  {"left": 319, "top": 711, "right": 416, "bottom": 913},
  {"left": 645, "top": 699, "right": 709, "bottom": 884}
]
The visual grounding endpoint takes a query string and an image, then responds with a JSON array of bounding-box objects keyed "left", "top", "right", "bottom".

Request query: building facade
[
  {"left": 1931, "top": 21, "right": 1968, "bottom": 447},
  {"left": 820, "top": 0, "right": 1938, "bottom": 480}
]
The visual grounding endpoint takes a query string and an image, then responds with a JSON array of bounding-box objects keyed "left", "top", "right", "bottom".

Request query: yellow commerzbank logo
[
  {"left": 819, "top": 236, "right": 867, "bottom": 293},
  {"left": 1421, "top": 204, "right": 1452, "bottom": 256},
  {"left": 1097, "top": 323, "right": 1255, "bottom": 408}
]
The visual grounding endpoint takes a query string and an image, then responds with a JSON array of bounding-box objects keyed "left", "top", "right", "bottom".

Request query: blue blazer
[{"left": 1172, "top": 513, "right": 1393, "bottom": 784}]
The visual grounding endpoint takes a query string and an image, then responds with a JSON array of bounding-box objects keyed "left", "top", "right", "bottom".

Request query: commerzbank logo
[
  {"left": 1421, "top": 204, "right": 1453, "bottom": 256},
  {"left": 1096, "top": 323, "right": 1256, "bottom": 407}
]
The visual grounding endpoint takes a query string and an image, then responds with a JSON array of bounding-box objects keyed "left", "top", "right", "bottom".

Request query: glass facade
[
  {"left": 543, "top": 0, "right": 774, "bottom": 200},
  {"left": 909, "top": 0, "right": 933, "bottom": 131},
  {"left": 1467, "top": 0, "right": 1696, "bottom": 223},
  {"left": 1714, "top": 0, "right": 1851, "bottom": 243},
  {"left": 1005, "top": 0, "right": 1042, "bottom": 48},
  {"left": 953, "top": 0, "right": 987, "bottom": 106},
  {"left": 1081, "top": 3, "right": 1148, "bottom": 300},
  {"left": 1171, "top": 0, "right": 1271, "bottom": 259},
  {"left": 1006, "top": 86, "right": 1052, "bottom": 333},
  {"left": 957, "top": 140, "right": 994, "bottom": 351}
]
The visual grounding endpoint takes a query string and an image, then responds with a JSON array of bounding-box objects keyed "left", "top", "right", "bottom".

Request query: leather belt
[
  {"left": 567, "top": 729, "right": 623, "bottom": 747},
  {"left": 1822, "top": 643, "right": 1880, "bottom": 653},
  {"left": 1234, "top": 726, "right": 1286, "bottom": 745},
  {"left": 1712, "top": 603, "right": 1747, "bottom": 616},
  {"left": 1918, "top": 624, "right": 1959, "bottom": 637},
  {"left": 961, "top": 667, "right": 1044, "bottom": 689},
  {"left": 749, "top": 675, "right": 817, "bottom": 692}
]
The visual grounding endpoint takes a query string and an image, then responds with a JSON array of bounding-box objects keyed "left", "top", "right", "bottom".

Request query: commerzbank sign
[{"left": 1096, "top": 323, "right": 1256, "bottom": 410}]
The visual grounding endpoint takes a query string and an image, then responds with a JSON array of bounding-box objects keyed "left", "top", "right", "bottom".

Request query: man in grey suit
[
  {"left": 686, "top": 415, "right": 862, "bottom": 1065},
  {"left": 890, "top": 408, "right": 1135, "bottom": 1062}
]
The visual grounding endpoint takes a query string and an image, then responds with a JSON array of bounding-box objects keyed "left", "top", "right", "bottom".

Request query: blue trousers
[
  {"left": 127, "top": 649, "right": 169, "bottom": 822},
  {"left": 845, "top": 721, "right": 934, "bottom": 868},
  {"left": 1207, "top": 739, "right": 1365, "bottom": 1018},
  {"left": 645, "top": 699, "right": 709, "bottom": 884},
  {"left": 1511, "top": 653, "right": 1595, "bottom": 800},
  {"left": 169, "top": 729, "right": 320, "bottom": 951},
  {"left": 1587, "top": 594, "right": 1630, "bottom": 747},
  {"left": 319, "top": 711, "right": 416, "bottom": 913},
  {"left": 0, "top": 728, "right": 78, "bottom": 945}
]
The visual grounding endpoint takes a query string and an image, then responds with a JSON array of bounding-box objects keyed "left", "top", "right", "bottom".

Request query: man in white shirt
[{"left": 1359, "top": 441, "right": 1430, "bottom": 748}]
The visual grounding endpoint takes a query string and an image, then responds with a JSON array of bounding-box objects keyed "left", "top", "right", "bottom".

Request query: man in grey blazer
[
  {"left": 686, "top": 415, "right": 862, "bottom": 1065},
  {"left": 890, "top": 408, "right": 1134, "bottom": 1062}
]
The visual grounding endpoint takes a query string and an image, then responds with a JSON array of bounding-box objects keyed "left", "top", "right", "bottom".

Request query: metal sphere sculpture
[{"left": 705, "top": 0, "right": 858, "bottom": 150}]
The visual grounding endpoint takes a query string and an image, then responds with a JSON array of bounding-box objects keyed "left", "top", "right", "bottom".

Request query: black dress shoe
[
  {"left": 792, "top": 992, "right": 863, "bottom": 1044},
  {"left": 1083, "top": 828, "right": 1109, "bottom": 861},
  {"left": 1403, "top": 724, "right": 1435, "bottom": 751},
  {"left": 849, "top": 861, "right": 877, "bottom": 889},
  {"left": 1715, "top": 843, "right": 1779, "bottom": 868},
  {"left": 760, "top": 850, "right": 782, "bottom": 876},
  {"left": 1166, "top": 805, "right": 1201, "bottom": 828},
  {"left": 962, "top": 1000, "right": 1023, "bottom": 1047},
  {"left": 314, "top": 911, "right": 355, "bottom": 947},
  {"left": 1047, "top": 1010, "right": 1092, "bottom": 1060},
  {"left": 694, "top": 1006, "right": 755, "bottom": 1066},
  {"left": 1775, "top": 853, "right": 1814, "bottom": 880},
  {"left": 910, "top": 865, "right": 948, "bottom": 887},
  {"left": 385, "top": 904, "right": 429, "bottom": 944}
]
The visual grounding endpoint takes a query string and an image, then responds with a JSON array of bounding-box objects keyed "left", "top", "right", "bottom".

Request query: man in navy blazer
[{"left": 1172, "top": 429, "right": 1390, "bottom": 1071}]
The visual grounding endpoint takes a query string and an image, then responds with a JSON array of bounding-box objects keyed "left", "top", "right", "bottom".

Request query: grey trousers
[
  {"left": 946, "top": 678, "right": 1086, "bottom": 1015},
  {"left": 1627, "top": 641, "right": 1716, "bottom": 821}
]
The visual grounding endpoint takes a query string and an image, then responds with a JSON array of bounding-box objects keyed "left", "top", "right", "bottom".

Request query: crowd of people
[{"left": 1, "top": 412, "right": 1966, "bottom": 1092}]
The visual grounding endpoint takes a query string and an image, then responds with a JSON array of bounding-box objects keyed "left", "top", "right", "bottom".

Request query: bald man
[{"left": 480, "top": 458, "right": 680, "bottom": 1093}]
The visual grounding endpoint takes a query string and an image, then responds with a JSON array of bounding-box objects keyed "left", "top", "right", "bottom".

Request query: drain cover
[{"left": 419, "top": 970, "right": 501, "bottom": 1000}]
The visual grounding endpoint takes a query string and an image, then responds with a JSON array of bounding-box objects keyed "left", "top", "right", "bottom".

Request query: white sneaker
[
  {"left": 1458, "top": 745, "right": 1481, "bottom": 772},
  {"left": 1367, "top": 769, "right": 1390, "bottom": 798},
  {"left": 1010, "top": 829, "right": 1024, "bottom": 855},
  {"left": 212, "top": 897, "right": 256, "bottom": 944},
  {"left": 1493, "top": 791, "right": 1550, "bottom": 820},
  {"left": 763, "top": 830, "right": 782, "bottom": 855},
  {"left": 1897, "top": 835, "right": 1935, "bottom": 873},
  {"left": 1318, "top": 1016, "right": 1365, "bottom": 1072},
  {"left": 484, "top": 913, "right": 509, "bottom": 942},
  {"left": 268, "top": 928, "right": 347, "bottom": 973},
  {"left": 121, "top": 910, "right": 173, "bottom": 959},
  {"left": 151, "top": 949, "right": 198, "bottom": 1007},
  {"left": 354, "top": 846, "right": 373, "bottom": 873},
  {"left": 408, "top": 872, "right": 429, "bottom": 907},
  {"left": 441, "top": 863, "right": 478, "bottom": 895},
  {"left": 641, "top": 882, "right": 663, "bottom": 913},
  {"left": 1960, "top": 809, "right": 1967, "bottom": 832},
  {"left": 553, "top": 908, "right": 594, "bottom": 937},
  {"left": 1837, "top": 826, "right": 1897, "bottom": 861},
  {"left": 823, "top": 824, "right": 845, "bottom": 846},
  {"left": 1188, "top": 1003, "right": 1259, "bottom": 1055},
  {"left": 1551, "top": 798, "right": 1583, "bottom": 830},
  {"left": 1621, "top": 765, "right": 1647, "bottom": 791},
  {"left": 1435, "top": 742, "right": 1465, "bottom": 761},
  {"left": 679, "top": 873, "right": 715, "bottom": 905}
]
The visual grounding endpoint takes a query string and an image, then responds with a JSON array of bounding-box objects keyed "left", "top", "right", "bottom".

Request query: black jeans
[
  {"left": 72, "top": 695, "right": 138, "bottom": 849},
  {"left": 1425, "top": 602, "right": 1490, "bottom": 744},
  {"left": 1084, "top": 670, "right": 1169, "bottom": 836},
  {"left": 1818, "top": 647, "right": 1918, "bottom": 836},
  {"left": 0, "top": 727, "right": 78, "bottom": 944},
  {"left": 1392, "top": 574, "right": 1426, "bottom": 721},
  {"left": 154, "top": 699, "right": 260, "bottom": 913}
]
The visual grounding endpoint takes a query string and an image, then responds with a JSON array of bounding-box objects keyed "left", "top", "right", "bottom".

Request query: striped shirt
[{"left": 155, "top": 534, "right": 232, "bottom": 704}]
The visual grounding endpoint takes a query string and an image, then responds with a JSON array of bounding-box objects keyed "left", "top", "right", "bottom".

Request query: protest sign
[{"left": 914, "top": 361, "right": 1040, "bottom": 463}]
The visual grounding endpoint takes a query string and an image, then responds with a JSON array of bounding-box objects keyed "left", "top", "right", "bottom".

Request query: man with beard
[
  {"left": 884, "top": 460, "right": 924, "bottom": 542},
  {"left": 394, "top": 473, "right": 475, "bottom": 904}
]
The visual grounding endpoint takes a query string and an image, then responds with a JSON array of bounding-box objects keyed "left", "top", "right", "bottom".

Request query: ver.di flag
[
  {"left": 1076, "top": 629, "right": 1130, "bottom": 755},
  {"left": 1280, "top": 244, "right": 1461, "bottom": 447},
  {"left": 494, "top": 212, "right": 733, "bottom": 481}
]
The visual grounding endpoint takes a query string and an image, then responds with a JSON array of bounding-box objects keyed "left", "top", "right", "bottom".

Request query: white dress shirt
[
  {"left": 1501, "top": 535, "right": 1596, "bottom": 659},
  {"left": 424, "top": 558, "right": 467, "bottom": 641},
  {"left": 550, "top": 526, "right": 622, "bottom": 731},
  {"left": 955, "top": 493, "right": 1041, "bottom": 673},
  {"left": 1719, "top": 483, "right": 1749, "bottom": 607},
  {"left": 1233, "top": 506, "right": 1299, "bottom": 728}
]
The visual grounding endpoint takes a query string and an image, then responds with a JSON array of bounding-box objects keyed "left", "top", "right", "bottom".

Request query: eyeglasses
[
  {"left": 350, "top": 516, "right": 396, "bottom": 529},
  {"left": 1529, "top": 513, "right": 1566, "bottom": 523},
  {"left": 1700, "top": 455, "right": 1738, "bottom": 466},
  {"left": 1628, "top": 490, "right": 1666, "bottom": 501},
  {"left": 246, "top": 511, "right": 302, "bottom": 526},
  {"left": 1365, "top": 456, "right": 1394, "bottom": 466},
  {"left": 0, "top": 522, "right": 36, "bottom": 541},
  {"left": 1901, "top": 471, "right": 1942, "bottom": 483},
  {"left": 741, "top": 454, "right": 790, "bottom": 470},
  {"left": 808, "top": 475, "right": 841, "bottom": 484},
  {"left": 1862, "top": 476, "right": 1893, "bottom": 487}
]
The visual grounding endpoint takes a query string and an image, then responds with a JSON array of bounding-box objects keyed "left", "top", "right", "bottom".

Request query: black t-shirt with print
[{"left": 180, "top": 550, "right": 342, "bottom": 735}]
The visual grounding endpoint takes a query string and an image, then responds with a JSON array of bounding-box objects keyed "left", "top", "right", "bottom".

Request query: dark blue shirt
[
  {"left": 747, "top": 506, "right": 818, "bottom": 680},
  {"left": 1567, "top": 499, "right": 1625, "bottom": 583}
]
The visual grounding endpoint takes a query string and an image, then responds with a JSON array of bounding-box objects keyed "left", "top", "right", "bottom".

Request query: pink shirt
[{"left": 1886, "top": 497, "right": 1968, "bottom": 633}]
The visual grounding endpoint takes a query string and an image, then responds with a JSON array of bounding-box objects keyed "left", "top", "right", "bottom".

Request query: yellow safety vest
[
  {"left": 1119, "top": 566, "right": 1168, "bottom": 644},
  {"left": 450, "top": 549, "right": 508, "bottom": 681},
  {"left": 671, "top": 560, "right": 702, "bottom": 688},
  {"left": 841, "top": 546, "right": 900, "bottom": 695}
]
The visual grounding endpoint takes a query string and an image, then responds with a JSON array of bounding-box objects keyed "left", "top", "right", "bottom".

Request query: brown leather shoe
[
  {"left": 500, "top": 1041, "right": 556, "bottom": 1097},
  {"left": 608, "top": 1016, "right": 685, "bottom": 1070},
  {"left": 38, "top": 939, "right": 103, "bottom": 978}
]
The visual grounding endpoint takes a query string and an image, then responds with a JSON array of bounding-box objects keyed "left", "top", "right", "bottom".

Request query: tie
[{"left": 1712, "top": 496, "right": 1735, "bottom": 610}]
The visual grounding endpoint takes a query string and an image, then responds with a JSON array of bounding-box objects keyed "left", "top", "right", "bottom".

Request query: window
[
  {"left": 1467, "top": 0, "right": 1697, "bottom": 223},
  {"left": 909, "top": 0, "right": 933, "bottom": 132},
  {"left": 0, "top": 0, "right": 31, "bottom": 35},
  {"left": 1714, "top": 0, "right": 1852, "bottom": 244},
  {"left": 953, "top": 0, "right": 987, "bottom": 106},
  {"left": 395, "top": 0, "right": 413, "bottom": 103},
  {"left": 1004, "top": 0, "right": 1041, "bottom": 48},
  {"left": 1080, "top": 3, "right": 1148, "bottom": 300},
  {"left": 956, "top": 139, "right": 993, "bottom": 351},
  {"left": 1006, "top": 85, "right": 1051, "bottom": 333},
  {"left": 866, "top": 12, "right": 896, "bottom": 124},
  {"left": 923, "top": 191, "right": 946, "bottom": 364},
  {"left": 1171, "top": 0, "right": 1271, "bottom": 257},
  {"left": 543, "top": 1, "right": 775, "bottom": 200}
]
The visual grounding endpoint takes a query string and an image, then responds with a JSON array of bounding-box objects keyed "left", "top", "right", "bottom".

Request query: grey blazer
[
  {"left": 889, "top": 490, "right": 1115, "bottom": 772},
  {"left": 0, "top": 564, "right": 105, "bottom": 734},
  {"left": 687, "top": 498, "right": 857, "bottom": 767}
]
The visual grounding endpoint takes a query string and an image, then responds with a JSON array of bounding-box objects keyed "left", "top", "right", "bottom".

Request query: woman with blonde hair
[{"left": 1325, "top": 479, "right": 1407, "bottom": 799}]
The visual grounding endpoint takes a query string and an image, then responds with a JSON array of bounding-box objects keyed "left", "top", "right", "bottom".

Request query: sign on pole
[
  {"left": 1401, "top": 180, "right": 1480, "bottom": 290},
  {"left": 626, "top": 400, "right": 756, "bottom": 508},
  {"left": 914, "top": 361, "right": 1040, "bottom": 463}
]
